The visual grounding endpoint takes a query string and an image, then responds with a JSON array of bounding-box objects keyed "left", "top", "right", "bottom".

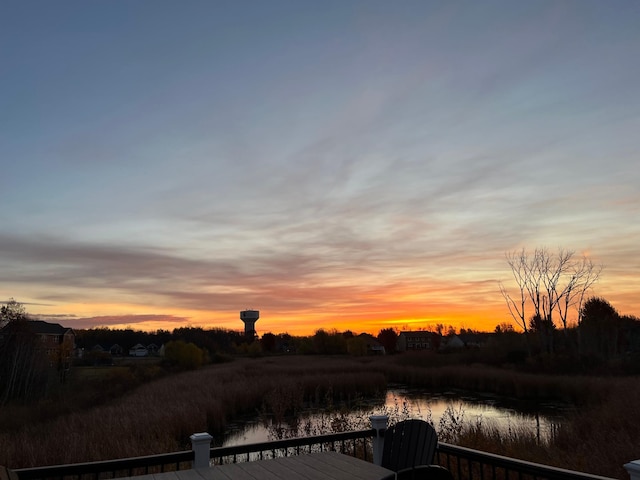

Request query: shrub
[{"left": 163, "top": 340, "right": 205, "bottom": 370}]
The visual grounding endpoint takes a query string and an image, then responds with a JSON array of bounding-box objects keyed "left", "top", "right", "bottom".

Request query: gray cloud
[{"left": 1, "top": 1, "right": 639, "bottom": 330}]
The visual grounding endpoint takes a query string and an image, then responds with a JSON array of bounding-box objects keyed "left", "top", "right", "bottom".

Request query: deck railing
[
  {"left": 12, "top": 451, "right": 194, "bottom": 480},
  {"left": 12, "top": 429, "right": 374, "bottom": 480},
  {"left": 209, "top": 428, "right": 376, "bottom": 465},
  {"left": 13, "top": 416, "right": 632, "bottom": 480},
  {"left": 436, "top": 443, "right": 615, "bottom": 480}
]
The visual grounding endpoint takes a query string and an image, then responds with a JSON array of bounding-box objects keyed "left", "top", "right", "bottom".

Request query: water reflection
[
  {"left": 384, "top": 388, "right": 567, "bottom": 444},
  {"left": 220, "top": 387, "right": 567, "bottom": 447}
]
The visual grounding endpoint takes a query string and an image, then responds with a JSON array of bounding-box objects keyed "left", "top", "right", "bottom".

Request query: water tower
[{"left": 240, "top": 310, "right": 259, "bottom": 339}]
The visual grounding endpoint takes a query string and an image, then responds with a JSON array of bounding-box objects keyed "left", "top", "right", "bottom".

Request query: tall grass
[
  {"left": 1, "top": 354, "right": 638, "bottom": 479},
  {"left": 380, "top": 356, "right": 637, "bottom": 479},
  {"left": 0, "top": 356, "right": 385, "bottom": 468},
  {"left": 549, "top": 377, "right": 640, "bottom": 479},
  {"left": 442, "top": 379, "right": 640, "bottom": 480},
  {"left": 381, "top": 359, "right": 610, "bottom": 405}
]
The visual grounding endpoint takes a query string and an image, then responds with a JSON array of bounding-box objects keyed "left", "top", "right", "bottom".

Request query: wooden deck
[{"left": 120, "top": 452, "right": 395, "bottom": 480}]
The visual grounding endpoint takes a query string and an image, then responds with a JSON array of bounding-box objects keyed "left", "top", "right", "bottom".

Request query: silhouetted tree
[
  {"left": 500, "top": 247, "right": 602, "bottom": 354},
  {"left": 494, "top": 322, "right": 515, "bottom": 333},
  {"left": 1, "top": 298, "right": 26, "bottom": 328},
  {"left": 557, "top": 255, "right": 601, "bottom": 335},
  {"left": 312, "top": 329, "right": 347, "bottom": 354},
  {"left": 164, "top": 340, "right": 205, "bottom": 369},
  {"left": 500, "top": 249, "right": 532, "bottom": 347},
  {"left": 377, "top": 328, "right": 398, "bottom": 353},
  {"left": 347, "top": 336, "right": 368, "bottom": 356},
  {"left": 261, "top": 332, "right": 277, "bottom": 353},
  {"left": 580, "top": 297, "right": 620, "bottom": 359},
  {"left": 529, "top": 313, "right": 556, "bottom": 353}
]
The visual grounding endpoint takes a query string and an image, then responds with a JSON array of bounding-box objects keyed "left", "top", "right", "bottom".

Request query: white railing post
[
  {"left": 370, "top": 414, "right": 389, "bottom": 466},
  {"left": 190, "top": 432, "right": 213, "bottom": 469},
  {"left": 625, "top": 460, "right": 640, "bottom": 480}
]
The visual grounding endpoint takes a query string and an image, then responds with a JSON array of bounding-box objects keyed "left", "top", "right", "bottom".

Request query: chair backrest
[{"left": 381, "top": 419, "right": 438, "bottom": 472}]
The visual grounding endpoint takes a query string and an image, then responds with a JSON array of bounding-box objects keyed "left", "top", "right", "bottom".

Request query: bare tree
[
  {"left": 526, "top": 248, "right": 546, "bottom": 322},
  {"left": 500, "top": 247, "right": 603, "bottom": 354},
  {"left": 540, "top": 248, "right": 573, "bottom": 322},
  {"left": 0, "top": 298, "right": 26, "bottom": 328},
  {"left": 556, "top": 255, "right": 601, "bottom": 332},
  {"left": 499, "top": 249, "right": 532, "bottom": 354}
]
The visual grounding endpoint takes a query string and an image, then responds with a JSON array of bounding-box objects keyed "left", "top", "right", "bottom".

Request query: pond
[{"left": 217, "top": 386, "right": 570, "bottom": 447}]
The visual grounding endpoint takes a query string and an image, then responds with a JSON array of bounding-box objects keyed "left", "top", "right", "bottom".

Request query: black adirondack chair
[
  {"left": 0, "top": 466, "right": 18, "bottom": 480},
  {"left": 381, "top": 419, "right": 454, "bottom": 480}
]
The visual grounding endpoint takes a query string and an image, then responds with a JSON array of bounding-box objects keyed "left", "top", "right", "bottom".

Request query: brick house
[
  {"left": 0, "top": 319, "right": 76, "bottom": 369},
  {"left": 396, "top": 331, "right": 441, "bottom": 352}
]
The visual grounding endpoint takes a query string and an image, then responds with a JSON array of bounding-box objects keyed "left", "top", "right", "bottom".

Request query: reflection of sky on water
[
  {"left": 220, "top": 387, "right": 568, "bottom": 447},
  {"left": 383, "top": 388, "right": 569, "bottom": 442},
  {"left": 219, "top": 421, "right": 270, "bottom": 447}
]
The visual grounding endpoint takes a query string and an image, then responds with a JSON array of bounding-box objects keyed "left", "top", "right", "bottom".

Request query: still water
[{"left": 219, "top": 386, "right": 568, "bottom": 447}]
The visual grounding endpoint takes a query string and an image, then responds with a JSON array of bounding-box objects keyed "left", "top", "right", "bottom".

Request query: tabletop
[{"left": 125, "top": 452, "right": 395, "bottom": 480}]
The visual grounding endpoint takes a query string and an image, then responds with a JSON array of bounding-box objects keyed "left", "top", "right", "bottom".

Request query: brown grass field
[{"left": 0, "top": 355, "right": 638, "bottom": 479}]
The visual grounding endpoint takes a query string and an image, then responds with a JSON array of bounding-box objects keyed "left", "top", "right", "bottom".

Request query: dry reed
[
  {"left": 1, "top": 354, "right": 638, "bottom": 479},
  {"left": 0, "top": 356, "right": 385, "bottom": 468}
]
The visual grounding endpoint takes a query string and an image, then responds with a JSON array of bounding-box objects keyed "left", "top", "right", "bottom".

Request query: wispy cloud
[{"left": 1, "top": 1, "right": 638, "bottom": 333}]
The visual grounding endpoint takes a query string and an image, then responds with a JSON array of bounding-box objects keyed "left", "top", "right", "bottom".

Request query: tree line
[
  {"left": 2, "top": 245, "right": 639, "bottom": 406},
  {"left": 499, "top": 247, "right": 640, "bottom": 359}
]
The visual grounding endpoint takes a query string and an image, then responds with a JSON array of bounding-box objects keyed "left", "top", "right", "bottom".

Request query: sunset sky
[{"left": 1, "top": 1, "right": 639, "bottom": 336}]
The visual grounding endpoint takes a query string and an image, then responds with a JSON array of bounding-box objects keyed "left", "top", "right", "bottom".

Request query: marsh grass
[
  {"left": 418, "top": 373, "right": 639, "bottom": 479},
  {"left": 381, "top": 361, "right": 609, "bottom": 405},
  {"left": 0, "top": 355, "right": 637, "bottom": 479},
  {"left": 263, "top": 357, "right": 639, "bottom": 479},
  {"left": 0, "top": 356, "right": 386, "bottom": 468},
  {"left": 263, "top": 388, "right": 416, "bottom": 440}
]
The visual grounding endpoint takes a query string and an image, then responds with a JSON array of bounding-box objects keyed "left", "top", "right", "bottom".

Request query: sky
[{"left": 1, "top": 1, "right": 639, "bottom": 336}]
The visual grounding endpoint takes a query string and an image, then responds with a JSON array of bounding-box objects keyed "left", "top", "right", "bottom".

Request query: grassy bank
[
  {"left": 0, "top": 356, "right": 385, "bottom": 468},
  {"left": 439, "top": 377, "right": 640, "bottom": 479},
  {"left": 1, "top": 355, "right": 638, "bottom": 479},
  {"left": 378, "top": 355, "right": 637, "bottom": 479},
  {"left": 381, "top": 358, "right": 610, "bottom": 405}
]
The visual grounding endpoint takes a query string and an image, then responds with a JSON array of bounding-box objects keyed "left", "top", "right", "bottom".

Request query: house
[
  {"left": 86, "top": 344, "right": 115, "bottom": 365},
  {"left": 442, "top": 334, "right": 465, "bottom": 350},
  {"left": 91, "top": 343, "right": 123, "bottom": 356},
  {"left": 27, "top": 320, "right": 75, "bottom": 356},
  {"left": 128, "top": 343, "right": 148, "bottom": 357},
  {"left": 358, "top": 333, "right": 386, "bottom": 355},
  {"left": 0, "top": 319, "right": 75, "bottom": 368},
  {"left": 459, "top": 332, "right": 489, "bottom": 348},
  {"left": 90, "top": 344, "right": 109, "bottom": 357},
  {"left": 396, "top": 331, "right": 441, "bottom": 352}
]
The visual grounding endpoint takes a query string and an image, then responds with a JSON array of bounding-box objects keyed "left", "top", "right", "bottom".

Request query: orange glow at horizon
[
  {"left": 17, "top": 269, "right": 637, "bottom": 337},
  {"left": 25, "top": 295, "right": 514, "bottom": 337}
]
